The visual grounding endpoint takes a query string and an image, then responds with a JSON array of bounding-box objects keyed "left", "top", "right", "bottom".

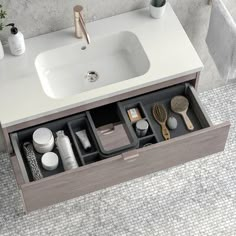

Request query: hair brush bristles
[
  {"left": 152, "top": 103, "right": 167, "bottom": 124},
  {"left": 171, "top": 96, "right": 189, "bottom": 113}
]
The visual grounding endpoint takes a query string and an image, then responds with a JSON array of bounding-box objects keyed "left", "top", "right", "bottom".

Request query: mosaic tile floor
[{"left": 0, "top": 84, "right": 236, "bottom": 235}]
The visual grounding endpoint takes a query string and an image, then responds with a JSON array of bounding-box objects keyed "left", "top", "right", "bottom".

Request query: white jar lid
[
  {"left": 33, "top": 128, "right": 54, "bottom": 147},
  {"left": 41, "top": 152, "right": 59, "bottom": 171}
]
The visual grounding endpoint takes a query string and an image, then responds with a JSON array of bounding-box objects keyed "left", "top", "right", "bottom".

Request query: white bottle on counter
[
  {"left": 55, "top": 130, "right": 78, "bottom": 171},
  {"left": 0, "top": 40, "right": 4, "bottom": 60},
  {"left": 6, "top": 23, "right": 25, "bottom": 56}
]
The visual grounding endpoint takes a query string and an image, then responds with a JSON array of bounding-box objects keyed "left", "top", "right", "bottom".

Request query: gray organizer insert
[
  {"left": 86, "top": 103, "right": 139, "bottom": 158},
  {"left": 11, "top": 83, "right": 210, "bottom": 182},
  {"left": 117, "top": 101, "right": 158, "bottom": 148},
  {"left": 13, "top": 113, "right": 86, "bottom": 182},
  {"left": 68, "top": 114, "right": 101, "bottom": 165},
  {"left": 118, "top": 83, "right": 210, "bottom": 144}
]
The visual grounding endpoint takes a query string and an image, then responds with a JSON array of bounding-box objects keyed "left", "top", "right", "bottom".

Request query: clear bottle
[{"left": 55, "top": 130, "right": 78, "bottom": 170}]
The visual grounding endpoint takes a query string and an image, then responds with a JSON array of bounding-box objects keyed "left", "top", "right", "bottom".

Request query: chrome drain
[{"left": 85, "top": 71, "right": 99, "bottom": 82}]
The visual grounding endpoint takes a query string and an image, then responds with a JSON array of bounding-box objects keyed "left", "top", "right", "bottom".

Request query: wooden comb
[{"left": 152, "top": 103, "right": 170, "bottom": 140}]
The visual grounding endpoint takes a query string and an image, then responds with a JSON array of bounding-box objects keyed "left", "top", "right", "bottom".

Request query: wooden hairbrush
[
  {"left": 152, "top": 103, "right": 170, "bottom": 140},
  {"left": 171, "top": 96, "right": 194, "bottom": 131}
]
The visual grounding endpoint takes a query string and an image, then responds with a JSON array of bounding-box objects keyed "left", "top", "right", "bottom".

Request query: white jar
[
  {"left": 55, "top": 130, "right": 78, "bottom": 171},
  {"left": 41, "top": 152, "right": 59, "bottom": 171},
  {"left": 33, "top": 128, "right": 54, "bottom": 153},
  {"left": 0, "top": 40, "right": 4, "bottom": 60}
]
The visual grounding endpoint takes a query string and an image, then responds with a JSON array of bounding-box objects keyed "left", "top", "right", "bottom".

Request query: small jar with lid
[
  {"left": 135, "top": 119, "right": 149, "bottom": 137},
  {"left": 33, "top": 128, "right": 54, "bottom": 153}
]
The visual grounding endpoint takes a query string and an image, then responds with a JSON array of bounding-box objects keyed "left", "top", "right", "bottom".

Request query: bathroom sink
[{"left": 35, "top": 31, "right": 150, "bottom": 99}]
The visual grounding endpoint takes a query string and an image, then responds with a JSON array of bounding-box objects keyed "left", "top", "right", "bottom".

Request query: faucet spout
[{"left": 73, "top": 5, "right": 91, "bottom": 44}]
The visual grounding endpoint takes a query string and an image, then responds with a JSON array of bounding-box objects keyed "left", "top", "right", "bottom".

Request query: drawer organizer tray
[
  {"left": 67, "top": 114, "right": 101, "bottom": 165},
  {"left": 118, "top": 83, "right": 210, "bottom": 146},
  {"left": 11, "top": 113, "right": 85, "bottom": 182},
  {"left": 9, "top": 82, "right": 230, "bottom": 212},
  {"left": 86, "top": 103, "right": 138, "bottom": 157},
  {"left": 119, "top": 102, "right": 158, "bottom": 148}
]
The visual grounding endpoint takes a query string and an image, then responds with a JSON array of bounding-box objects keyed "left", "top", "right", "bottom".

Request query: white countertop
[{"left": 0, "top": 3, "right": 203, "bottom": 128}]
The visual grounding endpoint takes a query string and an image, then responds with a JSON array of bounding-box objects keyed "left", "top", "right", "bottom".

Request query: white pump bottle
[{"left": 6, "top": 23, "right": 25, "bottom": 56}]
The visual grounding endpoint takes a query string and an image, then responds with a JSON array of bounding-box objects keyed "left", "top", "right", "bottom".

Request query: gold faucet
[{"left": 73, "top": 5, "right": 91, "bottom": 44}]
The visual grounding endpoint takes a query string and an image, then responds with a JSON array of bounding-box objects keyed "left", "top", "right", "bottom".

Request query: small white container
[
  {"left": 136, "top": 119, "right": 149, "bottom": 137},
  {"left": 0, "top": 40, "right": 4, "bottom": 60},
  {"left": 41, "top": 152, "right": 59, "bottom": 171},
  {"left": 150, "top": 0, "right": 166, "bottom": 19},
  {"left": 33, "top": 128, "right": 54, "bottom": 153}
]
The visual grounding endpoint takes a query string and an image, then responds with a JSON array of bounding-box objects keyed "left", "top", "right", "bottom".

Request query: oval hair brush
[
  {"left": 152, "top": 103, "right": 170, "bottom": 140},
  {"left": 171, "top": 96, "right": 194, "bottom": 131}
]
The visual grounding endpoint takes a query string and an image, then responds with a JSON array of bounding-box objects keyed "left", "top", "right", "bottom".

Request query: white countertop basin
[
  {"left": 35, "top": 31, "right": 150, "bottom": 99},
  {"left": 0, "top": 3, "right": 203, "bottom": 128}
]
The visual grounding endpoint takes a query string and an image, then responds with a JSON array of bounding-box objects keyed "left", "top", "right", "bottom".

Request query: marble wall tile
[{"left": 0, "top": 0, "right": 149, "bottom": 43}]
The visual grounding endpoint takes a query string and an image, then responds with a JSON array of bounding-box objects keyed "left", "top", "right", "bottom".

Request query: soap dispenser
[{"left": 6, "top": 23, "right": 25, "bottom": 56}]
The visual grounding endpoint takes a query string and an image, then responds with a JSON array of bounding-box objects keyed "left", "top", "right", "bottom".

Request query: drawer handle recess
[{"left": 122, "top": 150, "right": 139, "bottom": 161}]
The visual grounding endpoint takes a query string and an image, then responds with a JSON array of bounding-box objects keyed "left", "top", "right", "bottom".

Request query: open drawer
[{"left": 9, "top": 83, "right": 230, "bottom": 212}]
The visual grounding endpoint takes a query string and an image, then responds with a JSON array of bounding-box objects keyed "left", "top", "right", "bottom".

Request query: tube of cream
[{"left": 76, "top": 130, "right": 92, "bottom": 150}]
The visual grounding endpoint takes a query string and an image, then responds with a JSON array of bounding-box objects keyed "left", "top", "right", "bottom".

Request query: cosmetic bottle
[
  {"left": 6, "top": 23, "right": 25, "bottom": 56},
  {"left": 55, "top": 130, "right": 78, "bottom": 171}
]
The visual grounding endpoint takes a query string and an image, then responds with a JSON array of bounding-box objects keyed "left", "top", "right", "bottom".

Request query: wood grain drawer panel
[
  {"left": 18, "top": 122, "right": 229, "bottom": 212},
  {"left": 10, "top": 155, "right": 26, "bottom": 186},
  {"left": 137, "top": 122, "right": 230, "bottom": 170},
  {"left": 10, "top": 133, "right": 29, "bottom": 184}
]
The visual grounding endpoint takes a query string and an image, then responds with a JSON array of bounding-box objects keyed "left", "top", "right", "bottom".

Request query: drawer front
[
  {"left": 10, "top": 133, "right": 29, "bottom": 184},
  {"left": 10, "top": 155, "right": 26, "bottom": 187},
  {"left": 136, "top": 122, "right": 230, "bottom": 171},
  {"left": 17, "top": 122, "right": 229, "bottom": 212}
]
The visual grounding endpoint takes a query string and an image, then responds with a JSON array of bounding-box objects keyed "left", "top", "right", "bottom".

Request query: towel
[{"left": 206, "top": 0, "right": 236, "bottom": 81}]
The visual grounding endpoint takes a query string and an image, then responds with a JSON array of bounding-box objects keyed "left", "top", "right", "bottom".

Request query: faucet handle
[
  {"left": 73, "top": 5, "right": 90, "bottom": 44},
  {"left": 74, "top": 5, "right": 84, "bottom": 39},
  {"left": 74, "top": 5, "right": 86, "bottom": 29},
  {"left": 74, "top": 5, "right": 83, "bottom": 15}
]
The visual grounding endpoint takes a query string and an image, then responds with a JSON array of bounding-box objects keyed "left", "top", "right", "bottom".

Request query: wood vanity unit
[
  {"left": 0, "top": 4, "right": 230, "bottom": 213},
  {"left": 3, "top": 73, "right": 231, "bottom": 213}
]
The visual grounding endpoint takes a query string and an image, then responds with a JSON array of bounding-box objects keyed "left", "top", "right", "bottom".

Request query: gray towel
[{"left": 206, "top": 0, "right": 236, "bottom": 81}]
